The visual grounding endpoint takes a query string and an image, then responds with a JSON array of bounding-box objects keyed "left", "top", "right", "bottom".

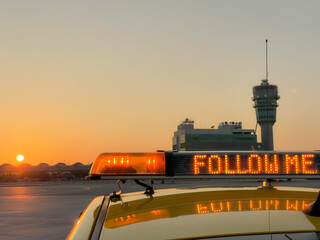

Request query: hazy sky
[{"left": 1, "top": 1, "right": 320, "bottom": 165}]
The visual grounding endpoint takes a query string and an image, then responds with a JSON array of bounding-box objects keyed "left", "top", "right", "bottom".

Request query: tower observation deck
[{"left": 252, "top": 79, "right": 280, "bottom": 150}]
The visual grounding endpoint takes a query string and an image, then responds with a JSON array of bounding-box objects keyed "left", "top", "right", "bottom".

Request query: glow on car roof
[{"left": 99, "top": 187, "right": 320, "bottom": 239}]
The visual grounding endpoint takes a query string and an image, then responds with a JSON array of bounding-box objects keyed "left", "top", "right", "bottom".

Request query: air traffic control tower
[{"left": 252, "top": 79, "right": 280, "bottom": 150}]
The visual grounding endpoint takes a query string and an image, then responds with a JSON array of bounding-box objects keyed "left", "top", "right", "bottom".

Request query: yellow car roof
[{"left": 100, "top": 186, "right": 320, "bottom": 240}]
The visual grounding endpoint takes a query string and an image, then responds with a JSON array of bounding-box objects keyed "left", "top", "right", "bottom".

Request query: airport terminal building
[{"left": 172, "top": 118, "right": 263, "bottom": 151}]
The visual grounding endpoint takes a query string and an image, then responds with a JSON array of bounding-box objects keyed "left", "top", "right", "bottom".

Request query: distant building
[
  {"left": 0, "top": 163, "right": 92, "bottom": 182},
  {"left": 172, "top": 118, "right": 263, "bottom": 151},
  {"left": 253, "top": 79, "right": 280, "bottom": 150}
]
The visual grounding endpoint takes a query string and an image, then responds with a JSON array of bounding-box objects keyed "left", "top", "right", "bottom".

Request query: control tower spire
[{"left": 252, "top": 40, "right": 280, "bottom": 150}]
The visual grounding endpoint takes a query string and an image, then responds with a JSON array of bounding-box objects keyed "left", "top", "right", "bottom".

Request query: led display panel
[{"left": 170, "top": 152, "right": 320, "bottom": 176}]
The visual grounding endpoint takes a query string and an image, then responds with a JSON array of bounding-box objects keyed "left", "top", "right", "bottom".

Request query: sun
[{"left": 17, "top": 155, "right": 24, "bottom": 162}]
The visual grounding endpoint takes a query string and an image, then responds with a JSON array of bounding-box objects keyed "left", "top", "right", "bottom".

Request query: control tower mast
[{"left": 252, "top": 40, "right": 280, "bottom": 150}]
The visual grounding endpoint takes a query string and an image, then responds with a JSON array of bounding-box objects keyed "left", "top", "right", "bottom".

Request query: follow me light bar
[{"left": 89, "top": 151, "right": 320, "bottom": 179}]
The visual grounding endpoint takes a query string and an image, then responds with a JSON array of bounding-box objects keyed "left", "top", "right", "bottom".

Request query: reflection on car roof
[{"left": 99, "top": 187, "right": 320, "bottom": 240}]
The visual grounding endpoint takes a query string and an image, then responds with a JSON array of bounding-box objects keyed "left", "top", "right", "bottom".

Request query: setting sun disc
[{"left": 17, "top": 155, "right": 24, "bottom": 162}]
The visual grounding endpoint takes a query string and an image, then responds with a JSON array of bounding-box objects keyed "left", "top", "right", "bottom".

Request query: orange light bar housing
[{"left": 89, "top": 152, "right": 166, "bottom": 176}]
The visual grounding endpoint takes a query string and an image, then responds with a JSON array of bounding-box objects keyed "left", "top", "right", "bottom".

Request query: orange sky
[{"left": 1, "top": 1, "right": 320, "bottom": 166}]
